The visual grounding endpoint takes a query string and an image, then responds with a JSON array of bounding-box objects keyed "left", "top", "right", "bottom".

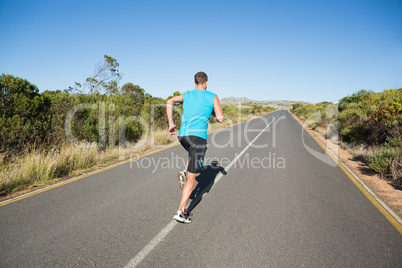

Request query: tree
[
  {"left": 291, "top": 103, "right": 303, "bottom": 112},
  {"left": 85, "top": 55, "right": 122, "bottom": 95},
  {"left": 121, "top": 83, "right": 145, "bottom": 105},
  {"left": 167, "top": 91, "right": 182, "bottom": 100},
  {"left": 0, "top": 74, "right": 51, "bottom": 154},
  {"left": 338, "top": 89, "right": 373, "bottom": 111}
]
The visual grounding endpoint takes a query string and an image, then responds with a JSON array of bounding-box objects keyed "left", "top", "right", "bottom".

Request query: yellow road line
[{"left": 293, "top": 114, "right": 402, "bottom": 234}]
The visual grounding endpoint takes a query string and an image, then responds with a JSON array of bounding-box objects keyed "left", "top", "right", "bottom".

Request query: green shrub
[
  {"left": 123, "top": 119, "right": 142, "bottom": 144},
  {"left": 222, "top": 105, "right": 238, "bottom": 120},
  {"left": 338, "top": 89, "right": 373, "bottom": 112},
  {"left": 337, "top": 89, "right": 402, "bottom": 145},
  {"left": 0, "top": 74, "right": 51, "bottom": 155},
  {"left": 384, "top": 137, "right": 402, "bottom": 148},
  {"left": 291, "top": 88, "right": 402, "bottom": 189},
  {"left": 291, "top": 103, "right": 303, "bottom": 112},
  {"left": 369, "top": 147, "right": 400, "bottom": 173}
]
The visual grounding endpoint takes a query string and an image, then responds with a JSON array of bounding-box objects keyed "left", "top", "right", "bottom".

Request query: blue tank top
[{"left": 178, "top": 90, "right": 216, "bottom": 140}]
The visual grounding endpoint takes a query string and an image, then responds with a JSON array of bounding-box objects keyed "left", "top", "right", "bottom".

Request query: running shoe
[
  {"left": 177, "top": 170, "right": 187, "bottom": 189},
  {"left": 173, "top": 210, "right": 191, "bottom": 223}
]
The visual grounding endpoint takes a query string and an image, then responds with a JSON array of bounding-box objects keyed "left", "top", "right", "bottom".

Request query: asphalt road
[{"left": 1, "top": 110, "right": 401, "bottom": 267}]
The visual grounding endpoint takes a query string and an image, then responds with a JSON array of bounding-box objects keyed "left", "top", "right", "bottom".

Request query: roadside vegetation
[
  {"left": 291, "top": 89, "right": 402, "bottom": 189},
  {"left": 0, "top": 56, "right": 274, "bottom": 196}
]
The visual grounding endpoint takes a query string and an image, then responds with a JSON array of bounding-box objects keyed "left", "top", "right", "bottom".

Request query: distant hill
[{"left": 220, "top": 97, "right": 311, "bottom": 110}]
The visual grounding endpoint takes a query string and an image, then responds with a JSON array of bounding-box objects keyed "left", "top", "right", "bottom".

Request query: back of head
[{"left": 194, "top": 72, "right": 208, "bottom": 85}]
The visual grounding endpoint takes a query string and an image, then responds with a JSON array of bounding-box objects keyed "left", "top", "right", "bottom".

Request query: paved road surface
[{"left": 1, "top": 111, "right": 401, "bottom": 267}]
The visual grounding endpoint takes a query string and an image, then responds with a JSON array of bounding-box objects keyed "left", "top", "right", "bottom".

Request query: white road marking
[
  {"left": 123, "top": 112, "right": 280, "bottom": 268},
  {"left": 123, "top": 221, "right": 177, "bottom": 267}
]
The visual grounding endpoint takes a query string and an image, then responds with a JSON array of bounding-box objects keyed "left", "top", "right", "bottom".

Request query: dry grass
[
  {"left": 344, "top": 143, "right": 376, "bottom": 161},
  {"left": 315, "top": 126, "right": 327, "bottom": 137},
  {"left": 209, "top": 113, "right": 257, "bottom": 133},
  {"left": 386, "top": 157, "right": 402, "bottom": 189},
  {"left": 0, "top": 128, "right": 179, "bottom": 196},
  {"left": 0, "top": 145, "right": 98, "bottom": 195}
]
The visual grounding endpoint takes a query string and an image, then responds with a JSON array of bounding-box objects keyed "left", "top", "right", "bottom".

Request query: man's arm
[
  {"left": 213, "top": 95, "right": 224, "bottom": 123},
  {"left": 166, "top": 95, "right": 183, "bottom": 135}
]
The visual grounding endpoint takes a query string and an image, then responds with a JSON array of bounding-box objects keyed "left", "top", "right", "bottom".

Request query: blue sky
[{"left": 1, "top": 0, "right": 401, "bottom": 103}]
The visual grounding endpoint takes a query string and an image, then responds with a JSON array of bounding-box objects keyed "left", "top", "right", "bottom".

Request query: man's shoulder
[
  {"left": 201, "top": 90, "right": 217, "bottom": 99},
  {"left": 206, "top": 90, "right": 217, "bottom": 96},
  {"left": 186, "top": 90, "right": 216, "bottom": 97}
]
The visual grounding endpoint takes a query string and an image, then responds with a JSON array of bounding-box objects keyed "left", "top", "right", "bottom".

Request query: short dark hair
[{"left": 194, "top": 72, "right": 208, "bottom": 85}]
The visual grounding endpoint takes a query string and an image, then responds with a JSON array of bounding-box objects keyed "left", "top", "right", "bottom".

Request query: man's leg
[
  {"left": 178, "top": 171, "right": 196, "bottom": 212},
  {"left": 176, "top": 136, "right": 206, "bottom": 216},
  {"left": 178, "top": 159, "right": 189, "bottom": 189}
]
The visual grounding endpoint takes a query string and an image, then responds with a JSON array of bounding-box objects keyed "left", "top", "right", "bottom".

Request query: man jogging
[{"left": 166, "top": 72, "right": 224, "bottom": 223}]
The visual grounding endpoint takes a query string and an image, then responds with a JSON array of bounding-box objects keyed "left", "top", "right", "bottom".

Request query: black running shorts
[{"left": 178, "top": 136, "right": 207, "bottom": 174}]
